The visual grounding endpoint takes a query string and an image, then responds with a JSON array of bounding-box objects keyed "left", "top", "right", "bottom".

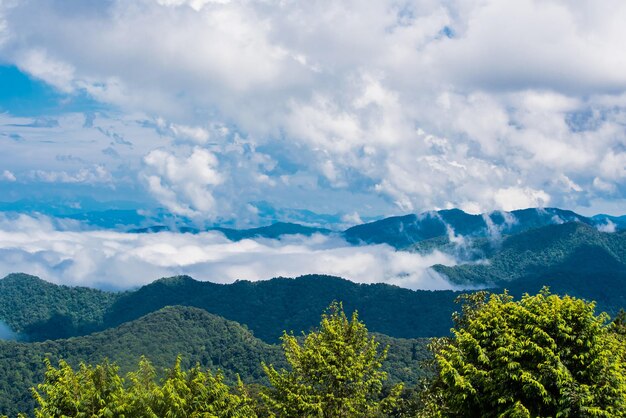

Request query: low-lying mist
[
  {"left": 0, "top": 214, "right": 460, "bottom": 291},
  {"left": 0, "top": 321, "right": 18, "bottom": 341}
]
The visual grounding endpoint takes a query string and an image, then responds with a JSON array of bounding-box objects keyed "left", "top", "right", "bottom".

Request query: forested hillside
[
  {"left": 0, "top": 306, "right": 429, "bottom": 416},
  {"left": 0, "top": 306, "right": 282, "bottom": 415},
  {"left": 434, "top": 223, "right": 626, "bottom": 312},
  {"left": 0, "top": 274, "right": 120, "bottom": 340},
  {"left": 0, "top": 274, "right": 458, "bottom": 343},
  {"left": 6, "top": 292, "right": 625, "bottom": 417},
  {"left": 2, "top": 222, "right": 626, "bottom": 344},
  {"left": 104, "top": 275, "right": 458, "bottom": 342}
]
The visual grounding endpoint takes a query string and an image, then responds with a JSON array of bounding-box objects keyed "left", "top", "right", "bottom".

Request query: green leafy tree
[
  {"left": 32, "top": 358, "right": 128, "bottom": 417},
  {"left": 121, "top": 357, "right": 159, "bottom": 416},
  {"left": 262, "top": 302, "right": 402, "bottom": 417},
  {"left": 150, "top": 356, "right": 257, "bottom": 418},
  {"left": 30, "top": 356, "right": 256, "bottom": 417},
  {"left": 422, "top": 289, "right": 626, "bottom": 417}
]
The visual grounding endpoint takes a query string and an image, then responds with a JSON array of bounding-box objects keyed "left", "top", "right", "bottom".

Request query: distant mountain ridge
[
  {"left": 342, "top": 207, "right": 601, "bottom": 249},
  {"left": 434, "top": 222, "right": 626, "bottom": 284},
  {"left": 127, "top": 207, "right": 622, "bottom": 247},
  {"left": 1, "top": 212, "right": 624, "bottom": 345},
  {"left": 2, "top": 204, "right": 622, "bottom": 247},
  {"left": 120, "top": 208, "right": 626, "bottom": 249},
  {"left": 129, "top": 222, "right": 330, "bottom": 240},
  {"left": 2, "top": 218, "right": 626, "bottom": 343}
]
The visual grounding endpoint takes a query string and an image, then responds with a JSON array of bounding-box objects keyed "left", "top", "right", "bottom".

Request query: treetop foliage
[
  {"left": 262, "top": 302, "right": 402, "bottom": 417},
  {"left": 29, "top": 356, "right": 256, "bottom": 418},
  {"left": 422, "top": 288, "right": 626, "bottom": 417}
]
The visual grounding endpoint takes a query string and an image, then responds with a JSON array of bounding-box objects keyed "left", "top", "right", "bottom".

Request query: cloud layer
[
  {"left": 0, "top": 0, "right": 626, "bottom": 219},
  {"left": 0, "top": 214, "right": 457, "bottom": 290}
]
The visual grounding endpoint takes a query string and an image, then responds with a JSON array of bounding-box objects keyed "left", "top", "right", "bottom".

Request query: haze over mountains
[
  {"left": 0, "top": 206, "right": 623, "bottom": 290},
  {"left": 1, "top": 206, "right": 624, "bottom": 338},
  {"left": 1, "top": 208, "right": 625, "bottom": 342}
]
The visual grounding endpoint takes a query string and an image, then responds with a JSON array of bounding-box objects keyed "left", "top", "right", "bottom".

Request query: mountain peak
[{"left": 154, "top": 275, "right": 198, "bottom": 286}]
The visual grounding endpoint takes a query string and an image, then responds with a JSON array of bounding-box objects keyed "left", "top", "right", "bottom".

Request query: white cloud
[
  {"left": 156, "top": 0, "right": 232, "bottom": 10},
  {"left": 0, "top": 111, "right": 166, "bottom": 178},
  {"left": 142, "top": 147, "right": 223, "bottom": 217},
  {"left": 430, "top": 0, "right": 626, "bottom": 94},
  {"left": 0, "top": 170, "right": 15, "bottom": 182},
  {"left": 340, "top": 211, "right": 363, "bottom": 226},
  {"left": 0, "top": 320, "right": 18, "bottom": 340},
  {"left": 600, "top": 152, "right": 626, "bottom": 181},
  {"left": 596, "top": 220, "right": 616, "bottom": 233},
  {"left": 494, "top": 186, "right": 551, "bottom": 212},
  {"left": 0, "top": 0, "right": 625, "bottom": 217},
  {"left": 30, "top": 166, "right": 112, "bottom": 184},
  {"left": 168, "top": 124, "right": 210, "bottom": 144},
  {"left": 15, "top": 49, "right": 76, "bottom": 93},
  {"left": 0, "top": 214, "right": 459, "bottom": 290}
]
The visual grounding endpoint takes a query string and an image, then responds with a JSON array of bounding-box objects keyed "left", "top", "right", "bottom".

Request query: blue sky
[{"left": 1, "top": 0, "right": 626, "bottom": 225}]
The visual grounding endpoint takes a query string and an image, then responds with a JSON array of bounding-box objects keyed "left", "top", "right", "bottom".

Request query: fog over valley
[{"left": 0, "top": 213, "right": 459, "bottom": 290}]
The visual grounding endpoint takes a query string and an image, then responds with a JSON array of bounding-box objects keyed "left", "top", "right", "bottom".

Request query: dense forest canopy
[{"left": 4, "top": 291, "right": 625, "bottom": 417}]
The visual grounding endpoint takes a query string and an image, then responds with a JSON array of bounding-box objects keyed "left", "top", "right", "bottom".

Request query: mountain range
[
  {"left": 5, "top": 203, "right": 622, "bottom": 242},
  {"left": 0, "top": 206, "right": 625, "bottom": 415},
  {"left": 0, "top": 273, "right": 457, "bottom": 343},
  {"left": 3, "top": 215, "right": 625, "bottom": 345},
  {"left": 126, "top": 207, "right": 625, "bottom": 249},
  {"left": 343, "top": 207, "right": 624, "bottom": 249}
]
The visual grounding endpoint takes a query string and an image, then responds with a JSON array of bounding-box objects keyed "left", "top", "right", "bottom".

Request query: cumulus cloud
[
  {"left": 493, "top": 187, "right": 551, "bottom": 212},
  {"left": 430, "top": 1, "right": 626, "bottom": 94},
  {"left": 0, "top": 214, "right": 458, "bottom": 290},
  {"left": 0, "top": 0, "right": 625, "bottom": 218},
  {"left": 142, "top": 147, "right": 223, "bottom": 217}
]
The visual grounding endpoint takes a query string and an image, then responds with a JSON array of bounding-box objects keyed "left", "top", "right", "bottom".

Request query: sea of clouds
[{"left": 0, "top": 214, "right": 458, "bottom": 291}]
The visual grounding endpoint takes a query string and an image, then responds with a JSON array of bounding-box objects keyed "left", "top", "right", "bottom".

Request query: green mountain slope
[
  {"left": 434, "top": 223, "right": 626, "bottom": 312},
  {"left": 0, "top": 306, "right": 282, "bottom": 416},
  {"left": 2, "top": 221, "right": 624, "bottom": 347},
  {"left": 0, "top": 274, "right": 458, "bottom": 343},
  {"left": 0, "top": 273, "right": 120, "bottom": 340},
  {"left": 0, "top": 306, "right": 429, "bottom": 417},
  {"left": 104, "top": 275, "right": 458, "bottom": 342}
]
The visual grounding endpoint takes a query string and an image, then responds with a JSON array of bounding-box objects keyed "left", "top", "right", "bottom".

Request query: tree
[
  {"left": 422, "top": 289, "right": 626, "bottom": 417},
  {"left": 150, "top": 356, "right": 256, "bottom": 418},
  {"left": 30, "top": 356, "right": 256, "bottom": 417},
  {"left": 262, "top": 302, "right": 402, "bottom": 417},
  {"left": 32, "top": 358, "right": 127, "bottom": 417}
]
